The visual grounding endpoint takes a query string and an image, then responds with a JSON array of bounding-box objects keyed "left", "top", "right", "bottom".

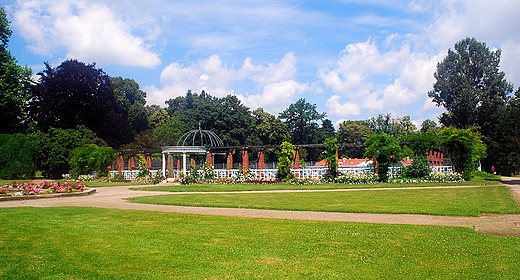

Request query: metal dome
[{"left": 177, "top": 124, "right": 224, "bottom": 147}]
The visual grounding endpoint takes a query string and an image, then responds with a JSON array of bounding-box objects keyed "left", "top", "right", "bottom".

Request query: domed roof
[{"left": 177, "top": 124, "right": 224, "bottom": 147}]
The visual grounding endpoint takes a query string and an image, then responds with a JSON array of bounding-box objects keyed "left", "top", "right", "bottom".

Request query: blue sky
[{"left": 5, "top": 0, "right": 520, "bottom": 129}]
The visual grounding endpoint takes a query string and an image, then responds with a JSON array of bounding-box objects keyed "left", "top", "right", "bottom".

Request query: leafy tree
[
  {"left": 112, "top": 77, "right": 149, "bottom": 134},
  {"left": 364, "top": 133, "right": 402, "bottom": 182},
  {"left": 153, "top": 116, "right": 186, "bottom": 146},
  {"left": 122, "top": 130, "right": 159, "bottom": 150},
  {"left": 252, "top": 108, "right": 290, "bottom": 145},
  {"left": 337, "top": 120, "right": 374, "bottom": 158},
  {"left": 420, "top": 119, "right": 439, "bottom": 134},
  {"left": 428, "top": 37, "right": 513, "bottom": 129},
  {"left": 31, "top": 126, "right": 102, "bottom": 179},
  {"left": 318, "top": 119, "right": 336, "bottom": 142},
  {"left": 69, "top": 145, "right": 116, "bottom": 177},
  {"left": 0, "top": 133, "right": 37, "bottom": 179},
  {"left": 276, "top": 141, "right": 295, "bottom": 182},
  {"left": 368, "top": 113, "right": 416, "bottom": 137},
  {"left": 148, "top": 105, "right": 169, "bottom": 129},
  {"left": 279, "top": 98, "right": 326, "bottom": 144},
  {"left": 486, "top": 89, "right": 520, "bottom": 174},
  {"left": 403, "top": 132, "right": 439, "bottom": 157},
  {"left": 438, "top": 127, "right": 487, "bottom": 180},
  {"left": 29, "top": 59, "right": 131, "bottom": 147},
  {"left": 166, "top": 91, "right": 254, "bottom": 146},
  {"left": 0, "top": 6, "right": 32, "bottom": 134},
  {"left": 322, "top": 137, "right": 338, "bottom": 180}
]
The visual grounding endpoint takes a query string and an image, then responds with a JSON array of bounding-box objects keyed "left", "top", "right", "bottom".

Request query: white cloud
[
  {"left": 318, "top": 38, "right": 440, "bottom": 119},
  {"left": 148, "top": 53, "right": 308, "bottom": 114},
  {"left": 13, "top": 0, "right": 161, "bottom": 68},
  {"left": 326, "top": 95, "right": 361, "bottom": 119}
]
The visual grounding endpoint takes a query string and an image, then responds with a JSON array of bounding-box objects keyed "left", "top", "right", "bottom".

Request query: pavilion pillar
[
  {"left": 242, "top": 148, "right": 249, "bottom": 175},
  {"left": 117, "top": 155, "right": 124, "bottom": 175},
  {"left": 183, "top": 153, "right": 187, "bottom": 175},
  {"left": 258, "top": 149, "right": 265, "bottom": 179},
  {"left": 207, "top": 150, "right": 213, "bottom": 168},
  {"left": 146, "top": 155, "right": 152, "bottom": 169},
  {"left": 228, "top": 150, "right": 233, "bottom": 170},
  {"left": 440, "top": 152, "right": 444, "bottom": 166},
  {"left": 129, "top": 156, "right": 135, "bottom": 171},
  {"left": 168, "top": 154, "right": 173, "bottom": 178},
  {"left": 160, "top": 153, "right": 165, "bottom": 177},
  {"left": 294, "top": 148, "right": 300, "bottom": 178}
]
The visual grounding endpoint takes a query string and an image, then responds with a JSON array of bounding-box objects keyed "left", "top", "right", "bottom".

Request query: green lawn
[
  {"left": 1, "top": 207, "right": 519, "bottom": 279},
  {"left": 128, "top": 186, "right": 520, "bottom": 217}
]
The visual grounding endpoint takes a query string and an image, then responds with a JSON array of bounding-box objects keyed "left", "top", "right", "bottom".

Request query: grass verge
[
  {"left": 128, "top": 186, "right": 520, "bottom": 216},
  {"left": 1, "top": 207, "right": 519, "bottom": 279}
]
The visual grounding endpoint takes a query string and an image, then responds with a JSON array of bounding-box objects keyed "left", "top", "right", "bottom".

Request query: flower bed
[{"left": 1, "top": 181, "right": 88, "bottom": 196}]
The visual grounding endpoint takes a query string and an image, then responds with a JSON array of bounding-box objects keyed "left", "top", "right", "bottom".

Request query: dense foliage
[
  {"left": 438, "top": 127, "right": 486, "bottom": 180},
  {"left": 30, "top": 60, "right": 131, "bottom": 147},
  {"left": 0, "top": 133, "right": 37, "bottom": 179},
  {"left": 31, "top": 126, "right": 102, "bottom": 179},
  {"left": 322, "top": 137, "right": 338, "bottom": 180},
  {"left": 69, "top": 145, "right": 116, "bottom": 177},
  {"left": 276, "top": 141, "right": 295, "bottom": 182},
  {"left": 0, "top": 6, "right": 32, "bottom": 134},
  {"left": 364, "top": 133, "right": 402, "bottom": 182}
]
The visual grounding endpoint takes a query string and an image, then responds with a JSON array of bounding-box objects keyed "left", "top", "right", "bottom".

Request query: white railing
[
  {"left": 109, "top": 170, "right": 160, "bottom": 180},
  {"left": 113, "top": 165, "right": 455, "bottom": 181},
  {"left": 432, "top": 165, "right": 455, "bottom": 173}
]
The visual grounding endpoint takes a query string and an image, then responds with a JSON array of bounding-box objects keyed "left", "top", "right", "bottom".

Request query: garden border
[{"left": 0, "top": 188, "right": 96, "bottom": 202}]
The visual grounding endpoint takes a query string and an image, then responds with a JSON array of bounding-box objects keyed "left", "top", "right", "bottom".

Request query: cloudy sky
[{"left": 5, "top": 0, "right": 520, "bottom": 128}]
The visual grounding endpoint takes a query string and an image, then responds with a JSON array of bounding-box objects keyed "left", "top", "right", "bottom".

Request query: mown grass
[
  {"left": 0, "top": 207, "right": 519, "bottom": 279},
  {"left": 129, "top": 186, "right": 520, "bottom": 217},
  {"left": 132, "top": 173, "right": 502, "bottom": 193}
]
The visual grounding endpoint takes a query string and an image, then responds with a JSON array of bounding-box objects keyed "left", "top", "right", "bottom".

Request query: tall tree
[
  {"left": 29, "top": 60, "right": 131, "bottom": 147},
  {"left": 111, "top": 77, "right": 149, "bottom": 134},
  {"left": 166, "top": 91, "right": 255, "bottom": 146},
  {"left": 318, "top": 119, "right": 336, "bottom": 142},
  {"left": 420, "top": 119, "right": 439, "bottom": 134},
  {"left": 337, "top": 120, "right": 374, "bottom": 158},
  {"left": 364, "top": 133, "right": 402, "bottom": 182},
  {"left": 0, "top": 6, "right": 32, "bottom": 133},
  {"left": 428, "top": 37, "right": 513, "bottom": 129},
  {"left": 252, "top": 108, "right": 290, "bottom": 145},
  {"left": 279, "top": 98, "right": 326, "bottom": 144},
  {"left": 368, "top": 113, "right": 416, "bottom": 138}
]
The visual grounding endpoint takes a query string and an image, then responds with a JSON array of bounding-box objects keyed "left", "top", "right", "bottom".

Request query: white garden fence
[{"left": 110, "top": 165, "right": 455, "bottom": 180}]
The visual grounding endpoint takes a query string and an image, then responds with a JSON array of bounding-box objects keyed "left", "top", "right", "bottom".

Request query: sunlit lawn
[
  {"left": 1, "top": 207, "right": 519, "bottom": 279},
  {"left": 129, "top": 186, "right": 520, "bottom": 217}
]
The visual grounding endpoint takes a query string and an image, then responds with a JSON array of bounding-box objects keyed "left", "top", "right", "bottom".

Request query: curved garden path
[{"left": 1, "top": 178, "right": 520, "bottom": 236}]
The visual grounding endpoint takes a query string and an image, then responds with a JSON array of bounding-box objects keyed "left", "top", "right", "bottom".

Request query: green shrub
[
  {"left": 0, "top": 133, "right": 37, "bottom": 180},
  {"left": 276, "top": 141, "right": 295, "bottom": 182},
  {"left": 69, "top": 145, "right": 116, "bottom": 177},
  {"left": 401, "top": 157, "right": 432, "bottom": 179}
]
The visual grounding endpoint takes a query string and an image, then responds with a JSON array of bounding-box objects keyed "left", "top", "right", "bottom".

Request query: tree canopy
[
  {"left": 30, "top": 60, "right": 131, "bottom": 147},
  {"left": 428, "top": 37, "right": 513, "bottom": 129},
  {"left": 279, "top": 98, "right": 326, "bottom": 144},
  {"left": 0, "top": 6, "right": 32, "bottom": 134}
]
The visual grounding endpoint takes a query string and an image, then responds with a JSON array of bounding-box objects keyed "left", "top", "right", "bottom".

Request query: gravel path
[{"left": 1, "top": 178, "right": 520, "bottom": 236}]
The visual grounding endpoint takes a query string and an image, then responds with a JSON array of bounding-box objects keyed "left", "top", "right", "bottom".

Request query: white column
[
  {"left": 183, "top": 153, "right": 187, "bottom": 175},
  {"left": 162, "top": 153, "right": 166, "bottom": 177}
]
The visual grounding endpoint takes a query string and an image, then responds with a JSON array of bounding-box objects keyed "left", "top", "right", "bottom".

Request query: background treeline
[{"left": 1, "top": 5, "right": 520, "bottom": 178}]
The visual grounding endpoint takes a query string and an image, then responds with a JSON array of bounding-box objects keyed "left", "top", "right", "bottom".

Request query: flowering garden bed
[{"left": 0, "top": 181, "right": 94, "bottom": 200}]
